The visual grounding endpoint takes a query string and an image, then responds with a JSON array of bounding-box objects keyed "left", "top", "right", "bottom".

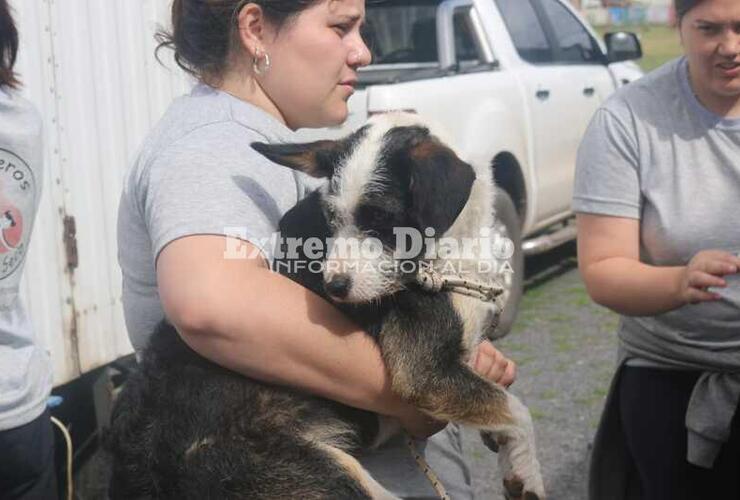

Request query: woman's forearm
[
  {"left": 177, "top": 265, "right": 410, "bottom": 418},
  {"left": 581, "top": 257, "right": 686, "bottom": 316}
]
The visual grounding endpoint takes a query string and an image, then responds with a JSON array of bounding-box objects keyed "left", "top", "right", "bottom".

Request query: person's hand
[
  {"left": 677, "top": 249, "right": 740, "bottom": 305},
  {"left": 396, "top": 405, "right": 446, "bottom": 439},
  {"left": 469, "top": 340, "right": 516, "bottom": 388}
]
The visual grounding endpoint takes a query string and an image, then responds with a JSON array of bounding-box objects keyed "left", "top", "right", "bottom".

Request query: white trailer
[{"left": 12, "top": 0, "right": 191, "bottom": 386}]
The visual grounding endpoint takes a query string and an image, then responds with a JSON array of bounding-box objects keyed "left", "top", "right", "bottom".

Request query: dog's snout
[{"left": 326, "top": 275, "right": 352, "bottom": 299}]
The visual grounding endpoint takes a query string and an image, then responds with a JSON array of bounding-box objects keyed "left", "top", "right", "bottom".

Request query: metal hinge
[{"left": 63, "top": 214, "right": 78, "bottom": 271}]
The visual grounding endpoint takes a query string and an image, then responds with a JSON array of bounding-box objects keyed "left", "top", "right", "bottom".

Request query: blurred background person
[{"left": 0, "top": 0, "right": 55, "bottom": 499}]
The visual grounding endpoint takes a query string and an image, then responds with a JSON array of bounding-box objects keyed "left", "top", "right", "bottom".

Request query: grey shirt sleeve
[
  {"left": 573, "top": 107, "right": 642, "bottom": 219},
  {"left": 138, "top": 123, "right": 295, "bottom": 263}
]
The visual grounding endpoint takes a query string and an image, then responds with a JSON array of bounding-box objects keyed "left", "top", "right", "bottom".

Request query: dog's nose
[{"left": 326, "top": 275, "right": 352, "bottom": 299}]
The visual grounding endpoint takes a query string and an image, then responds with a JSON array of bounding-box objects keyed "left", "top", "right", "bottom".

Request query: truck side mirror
[{"left": 605, "top": 32, "right": 643, "bottom": 63}]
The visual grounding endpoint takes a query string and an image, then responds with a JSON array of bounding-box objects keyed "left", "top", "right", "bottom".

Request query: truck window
[
  {"left": 359, "top": 0, "right": 486, "bottom": 85},
  {"left": 493, "top": 0, "right": 554, "bottom": 64},
  {"left": 364, "top": 2, "right": 441, "bottom": 65},
  {"left": 538, "top": 0, "right": 603, "bottom": 64},
  {"left": 454, "top": 9, "right": 480, "bottom": 64}
]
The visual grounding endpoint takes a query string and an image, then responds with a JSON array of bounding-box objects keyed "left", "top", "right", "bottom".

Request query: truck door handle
[
  {"left": 583, "top": 86, "right": 595, "bottom": 97},
  {"left": 536, "top": 89, "right": 550, "bottom": 100}
]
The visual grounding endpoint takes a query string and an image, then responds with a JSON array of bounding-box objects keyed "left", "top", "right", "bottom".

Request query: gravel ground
[
  {"left": 462, "top": 243, "right": 620, "bottom": 500},
  {"left": 74, "top": 243, "right": 620, "bottom": 500}
]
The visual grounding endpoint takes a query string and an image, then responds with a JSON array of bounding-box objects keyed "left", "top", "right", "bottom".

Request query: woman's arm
[
  {"left": 157, "top": 234, "right": 516, "bottom": 436},
  {"left": 158, "top": 235, "right": 408, "bottom": 415},
  {"left": 577, "top": 213, "right": 740, "bottom": 316}
]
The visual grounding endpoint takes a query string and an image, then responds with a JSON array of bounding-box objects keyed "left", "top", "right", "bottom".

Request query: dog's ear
[
  {"left": 251, "top": 125, "right": 369, "bottom": 179},
  {"left": 408, "top": 140, "right": 476, "bottom": 235},
  {"left": 251, "top": 140, "right": 341, "bottom": 178}
]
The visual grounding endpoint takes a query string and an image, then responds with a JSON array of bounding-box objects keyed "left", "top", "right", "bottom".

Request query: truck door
[
  {"left": 494, "top": 0, "right": 612, "bottom": 222},
  {"left": 494, "top": 0, "right": 576, "bottom": 222},
  {"left": 534, "top": 0, "right": 614, "bottom": 210}
]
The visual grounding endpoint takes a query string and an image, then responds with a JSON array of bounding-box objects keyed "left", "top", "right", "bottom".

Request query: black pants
[
  {"left": 619, "top": 366, "right": 740, "bottom": 500},
  {"left": 0, "top": 409, "right": 58, "bottom": 500}
]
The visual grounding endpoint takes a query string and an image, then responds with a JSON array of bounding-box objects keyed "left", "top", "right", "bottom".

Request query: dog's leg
[
  {"left": 395, "top": 365, "right": 543, "bottom": 499},
  {"left": 318, "top": 443, "right": 401, "bottom": 500},
  {"left": 480, "top": 395, "right": 544, "bottom": 500},
  {"left": 388, "top": 358, "right": 543, "bottom": 499},
  {"left": 379, "top": 307, "right": 545, "bottom": 500}
]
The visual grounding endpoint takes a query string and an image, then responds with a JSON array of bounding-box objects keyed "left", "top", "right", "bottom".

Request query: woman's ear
[{"left": 235, "top": 3, "right": 268, "bottom": 58}]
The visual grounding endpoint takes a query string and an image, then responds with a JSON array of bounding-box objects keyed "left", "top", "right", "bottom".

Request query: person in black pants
[{"left": 575, "top": 0, "right": 740, "bottom": 497}]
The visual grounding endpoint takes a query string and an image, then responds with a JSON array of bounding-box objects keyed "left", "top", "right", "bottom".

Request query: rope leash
[
  {"left": 51, "top": 415, "right": 73, "bottom": 500},
  {"left": 405, "top": 433, "right": 452, "bottom": 500},
  {"left": 416, "top": 266, "right": 505, "bottom": 304}
]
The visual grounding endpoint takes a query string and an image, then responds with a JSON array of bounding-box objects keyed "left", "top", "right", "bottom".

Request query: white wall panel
[{"left": 11, "top": 0, "right": 194, "bottom": 385}]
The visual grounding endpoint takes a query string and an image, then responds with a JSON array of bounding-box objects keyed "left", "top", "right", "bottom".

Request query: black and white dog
[{"left": 106, "top": 113, "right": 544, "bottom": 499}]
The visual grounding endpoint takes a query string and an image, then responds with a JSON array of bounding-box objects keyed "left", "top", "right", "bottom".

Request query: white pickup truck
[{"left": 301, "top": 0, "right": 644, "bottom": 335}]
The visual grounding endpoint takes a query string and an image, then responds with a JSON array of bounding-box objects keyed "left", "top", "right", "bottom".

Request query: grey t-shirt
[
  {"left": 574, "top": 56, "right": 740, "bottom": 354},
  {"left": 117, "top": 84, "right": 473, "bottom": 498},
  {"left": 118, "top": 84, "right": 307, "bottom": 352},
  {"left": 0, "top": 87, "right": 48, "bottom": 430}
]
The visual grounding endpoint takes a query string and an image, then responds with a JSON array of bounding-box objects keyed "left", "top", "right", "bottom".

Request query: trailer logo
[{"left": 0, "top": 149, "right": 36, "bottom": 281}]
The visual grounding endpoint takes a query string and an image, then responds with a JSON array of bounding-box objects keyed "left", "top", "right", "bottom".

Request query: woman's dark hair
[
  {"left": 0, "top": 0, "right": 20, "bottom": 89},
  {"left": 675, "top": 0, "right": 705, "bottom": 23},
  {"left": 156, "top": 0, "right": 320, "bottom": 83}
]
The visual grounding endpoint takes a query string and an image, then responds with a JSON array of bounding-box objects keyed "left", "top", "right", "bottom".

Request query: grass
[
  {"left": 596, "top": 24, "right": 683, "bottom": 73},
  {"left": 575, "top": 386, "right": 609, "bottom": 407},
  {"left": 529, "top": 407, "right": 546, "bottom": 421}
]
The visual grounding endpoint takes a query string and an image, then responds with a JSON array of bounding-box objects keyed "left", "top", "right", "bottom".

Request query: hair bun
[{"left": 155, "top": 0, "right": 320, "bottom": 84}]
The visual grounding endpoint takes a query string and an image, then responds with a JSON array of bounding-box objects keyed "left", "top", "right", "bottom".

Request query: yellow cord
[
  {"left": 405, "top": 433, "right": 451, "bottom": 500},
  {"left": 50, "top": 415, "right": 73, "bottom": 500}
]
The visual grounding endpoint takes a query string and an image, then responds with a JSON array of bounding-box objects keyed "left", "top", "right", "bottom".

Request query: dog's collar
[{"left": 415, "top": 267, "right": 505, "bottom": 303}]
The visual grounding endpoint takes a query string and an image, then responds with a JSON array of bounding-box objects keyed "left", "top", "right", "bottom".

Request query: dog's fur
[{"left": 106, "top": 113, "right": 544, "bottom": 499}]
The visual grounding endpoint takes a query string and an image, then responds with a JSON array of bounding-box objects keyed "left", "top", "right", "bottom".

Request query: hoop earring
[{"left": 253, "top": 49, "right": 271, "bottom": 76}]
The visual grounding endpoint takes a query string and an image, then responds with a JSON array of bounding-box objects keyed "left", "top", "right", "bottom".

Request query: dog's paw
[
  {"left": 499, "top": 453, "right": 545, "bottom": 500},
  {"left": 502, "top": 476, "right": 544, "bottom": 500}
]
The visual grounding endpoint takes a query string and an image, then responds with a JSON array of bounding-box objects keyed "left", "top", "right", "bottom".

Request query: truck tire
[{"left": 486, "top": 188, "right": 523, "bottom": 340}]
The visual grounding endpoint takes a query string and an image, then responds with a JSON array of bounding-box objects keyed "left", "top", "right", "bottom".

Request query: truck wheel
[{"left": 486, "top": 188, "right": 524, "bottom": 340}]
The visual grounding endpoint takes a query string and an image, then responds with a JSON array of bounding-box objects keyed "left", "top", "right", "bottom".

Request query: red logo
[{"left": 0, "top": 204, "right": 23, "bottom": 253}]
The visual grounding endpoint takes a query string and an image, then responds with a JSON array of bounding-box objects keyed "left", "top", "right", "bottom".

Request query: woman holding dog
[
  {"left": 575, "top": 0, "right": 740, "bottom": 498},
  {"left": 117, "top": 0, "right": 517, "bottom": 498}
]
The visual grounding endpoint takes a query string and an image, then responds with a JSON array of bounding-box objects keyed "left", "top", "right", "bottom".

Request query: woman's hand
[
  {"left": 469, "top": 339, "right": 517, "bottom": 388},
  {"left": 578, "top": 214, "right": 738, "bottom": 316},
  {"left": 677, "top": 249, "right": 740, "bottom": 304}
]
